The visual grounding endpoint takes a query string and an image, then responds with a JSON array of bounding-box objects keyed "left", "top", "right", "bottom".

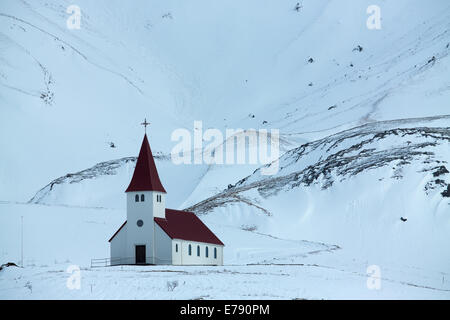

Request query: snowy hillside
[
  {"left": 1, "top": 0, "right": 450, "bottom": 201},
  {"left": 1, "top": 0, "right": 450, "bottom": 299},
  {"left": 188, "top": 116, "right": 450, "bottom": 268},
  {"left": 27, "top": 154, "right": 210, "bottom": 209}
]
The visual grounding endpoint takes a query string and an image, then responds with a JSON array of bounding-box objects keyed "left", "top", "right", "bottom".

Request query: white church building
[{"left": 109, "top": 133, "right": 224, "bottom": 266}]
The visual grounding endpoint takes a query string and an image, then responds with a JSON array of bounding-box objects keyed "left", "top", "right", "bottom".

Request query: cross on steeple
[{"left": 141, "top": 118, "right": 150, "bottom": 134}]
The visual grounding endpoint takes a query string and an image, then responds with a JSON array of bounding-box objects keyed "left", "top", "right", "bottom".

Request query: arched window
[
  {"left": 214, "top": 247, "right": 217, "bottom": 259},
  {"left": 188, "top": 244, "right": 192, "bottom": 256},
  {"left": 197, "top": 245, "right": 200, "bottom": 257},
  {"left": 135, "top": 194, "right": 139, "bottom": 202},
  {"left": 205, "top": 246, "right": 209, "bottom": 258},
  {"left": 141, "top": 194, "right": 145, "bottom": 202},
  {"left": 175, "top": 244, "right": 178, "bottom": 252}
]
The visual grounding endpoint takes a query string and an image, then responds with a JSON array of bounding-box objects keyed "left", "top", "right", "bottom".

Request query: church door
[{"left": 135, "top": 245, "right": 146, "bottom": 264}]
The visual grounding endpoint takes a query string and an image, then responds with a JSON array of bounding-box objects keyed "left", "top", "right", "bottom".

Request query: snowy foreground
[{"left": 0, "top": 202, "right": 449, "bottom": 300}]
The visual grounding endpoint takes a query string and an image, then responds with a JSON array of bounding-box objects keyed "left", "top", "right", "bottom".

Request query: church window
[
  {"left": 135, "top": 194, "right": 139, "bottom": 202},
  {"left": 205, "top": 246, "right": 209, "bottom": 258},
  {"left": 141, "top": 194, "right": 145, "bottom": 202},
  {"left": 214, "top": 247, "right": 217, "bottom": 259},
  {"left": 197, "top": 245, "right": 200, "bottom": 257},
  {"left": 175, "top": 244, "right": 178, "bottom": 252},
  {"left": 137, "top": 219, "right": 143, "bottom": 227},
  {"left": 188, "top": 244, "right": 192, "bottom": 255}
]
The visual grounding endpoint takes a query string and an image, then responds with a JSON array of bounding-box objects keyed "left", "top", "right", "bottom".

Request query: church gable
[{"left": 108, "top": 221, "right": 127, "bottom": 242}]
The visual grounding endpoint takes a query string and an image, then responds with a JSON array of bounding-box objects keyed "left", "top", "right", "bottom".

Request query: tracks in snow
[{"left": 0, "top": 12, "right": 144, "bottom": 95}]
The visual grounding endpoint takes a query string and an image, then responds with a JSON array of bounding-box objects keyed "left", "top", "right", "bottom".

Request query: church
[{"left": 109, "top": 132, "right": 224, "bottom": 266}]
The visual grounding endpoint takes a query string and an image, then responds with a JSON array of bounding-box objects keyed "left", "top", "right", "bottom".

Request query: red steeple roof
[{"left": 125, "top": 134, "right": 166, "bottom": 193}]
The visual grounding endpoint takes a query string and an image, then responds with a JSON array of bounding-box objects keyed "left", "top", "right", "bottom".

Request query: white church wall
[
  {"left": 154, "top": 223, "right": 172, "bottom": 264},
  {"left": 216, "top": 245, "right": 224, "bottom": 266},
  {"left": 175, "top": 239, "right": 224, "bottom": 266},
  {"left": 152, "top": 191, "right": 165, "bottom": 218},
  {"left": 110, "top": 223, "right": 127, "bottom": 265},
  {"left": 172, "top": 240, "right": 182, "bottom": 265},
  {"left": 126, "top": 191, "right": 155, "bottom": 264}
]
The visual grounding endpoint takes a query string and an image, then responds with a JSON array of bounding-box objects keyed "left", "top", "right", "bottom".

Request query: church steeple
[{"left": 125, "top": 134, "right": 166, "bottom": 193}]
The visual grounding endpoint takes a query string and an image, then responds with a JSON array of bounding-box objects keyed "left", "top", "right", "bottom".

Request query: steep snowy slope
[
  {"left": 27, "top": 154, "right": 209, "bottom": 209},
  {"left": 1, "top": 0, "right": 450, "bottom": 202},
  {"left": 188, "top": 116, "right": 450, "bottom": 269}
]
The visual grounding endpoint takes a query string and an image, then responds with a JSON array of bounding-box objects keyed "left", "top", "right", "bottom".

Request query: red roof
[
  {"left": 155, "top": 209, "right": 224, "bottom": 246},
  {"left": 125, "top": 134, "right": 166, "bottom": 193}
]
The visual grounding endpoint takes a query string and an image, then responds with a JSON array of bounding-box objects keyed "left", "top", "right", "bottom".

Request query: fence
[{"left": 90, "top": 256, "right": 172, "bottom": 268}]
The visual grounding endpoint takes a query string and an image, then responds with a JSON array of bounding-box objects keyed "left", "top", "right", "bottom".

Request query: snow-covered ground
[
  {"left": 1, "top": 201, "right": 449, "bottom": 300},
  {"left": 1, "top": 0, "right": 450, "bottom": 299}
]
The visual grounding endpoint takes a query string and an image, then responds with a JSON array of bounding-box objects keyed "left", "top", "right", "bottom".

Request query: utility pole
[{"left": 21, "top": 216, "right": 23, "bottom": 268}]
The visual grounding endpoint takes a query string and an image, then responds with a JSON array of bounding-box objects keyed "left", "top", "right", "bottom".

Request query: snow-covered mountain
[
  {"left": 1, "top": 0, "right": 450, "bottom": 299},
  {"left": 188, "top": 116, "right": 450, "bottom": 267},
  {"left": 2, "top": 0, "right": 450, "bottom": 201}
]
